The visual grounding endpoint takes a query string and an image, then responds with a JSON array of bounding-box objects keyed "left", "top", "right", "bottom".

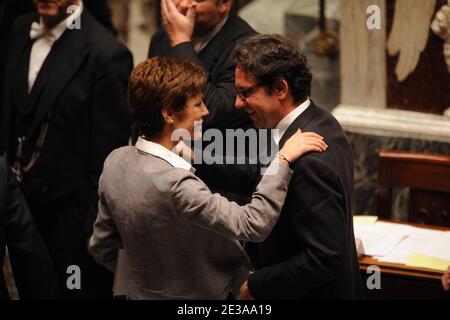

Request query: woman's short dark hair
[
  {"left": 128, "top": 57, "right": 207, "bottom": 139},
  {"left": 233, "top": 34, "right": 312, "bottom": 104}
]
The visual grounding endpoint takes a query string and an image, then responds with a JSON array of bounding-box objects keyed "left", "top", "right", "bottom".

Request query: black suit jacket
[
  {"left": 1, "top": 9, "right": 132, "bottom": 236},
  {"left": 0, "top": 156, "right": 59, "bottom": 299},
  {"left": 247, "top": 102, "right": 363, "bottom": 299}
]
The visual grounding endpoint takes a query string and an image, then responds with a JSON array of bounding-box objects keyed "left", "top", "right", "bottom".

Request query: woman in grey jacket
[{"left": 89, "top": 57, "right": 327, "bottom": 299}]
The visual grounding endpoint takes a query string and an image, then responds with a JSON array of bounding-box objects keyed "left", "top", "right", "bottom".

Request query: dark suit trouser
[{"left": 31, "top": 198, "right": 113, "bottom": 300}]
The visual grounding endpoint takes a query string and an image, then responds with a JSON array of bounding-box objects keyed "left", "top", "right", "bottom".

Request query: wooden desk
[{"left": 358, "top": 221, "right": 450, "bottom": 300}]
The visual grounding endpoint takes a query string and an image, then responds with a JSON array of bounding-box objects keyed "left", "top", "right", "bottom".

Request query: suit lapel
[
  {"left": 279, "top": 101, "right": 320, "bottom": 148},
  {"left": 8, "top": 16, "right": 33, "bottom": 71},
  {"left": 3, "top": 14, "right": 37, "bottom": 154},
  {"left": 198, "top": 13, "right": 240, "bottom": 73},
  {"left": 27, "top": 11, "right": 90, "bottom": 138},
  {"left": 13, "top": 40, "right": 34, "bottom": 115},
  {"left": 11, "top": 15, "right": 38, "bottom": 116},
  {"left": 198, "top": 40, "right": 221, "bottom": 73}
]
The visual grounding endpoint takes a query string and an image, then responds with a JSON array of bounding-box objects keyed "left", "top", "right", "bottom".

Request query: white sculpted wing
[{"left": 387, "top": 0, "right": 437, "bottom": 81}]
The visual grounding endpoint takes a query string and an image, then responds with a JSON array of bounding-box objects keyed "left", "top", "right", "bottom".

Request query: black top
[{"left": 0, "top": 156, "right": 59, "bottom": 299}]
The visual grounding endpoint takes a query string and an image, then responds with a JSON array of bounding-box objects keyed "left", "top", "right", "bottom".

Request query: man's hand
[
  {"left": 442, "top": 266, "right": 450, "bottom": 292},
  {"left": 239, "top": 280, "right": 254, "bottom": 300},
  {"left": 161, "top": 0, "right": 196, "bottom": 47}
]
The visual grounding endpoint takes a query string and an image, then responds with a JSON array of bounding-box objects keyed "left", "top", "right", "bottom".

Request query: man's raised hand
[{"left": 161, "top": 0, "right": 196, "bottom": 47}]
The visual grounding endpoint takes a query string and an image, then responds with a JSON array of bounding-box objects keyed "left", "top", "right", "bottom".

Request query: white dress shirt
[
  {"left": 272, "top": 99, "right": 311, "bottom": 145},
  {"left": 135, "top": 137, "right": 194, "bottom": 172},
  {"left": 28, "top": 0, "right": 83, "bottom": 92}
]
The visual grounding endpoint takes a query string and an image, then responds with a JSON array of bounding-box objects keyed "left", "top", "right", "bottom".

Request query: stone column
[
  {"left": 127, "top": 0, "right": 159, "bottom": 65},
  {"left": 285, "top": 0, "right": 341, "bottom": 110},
  {"left": 340, "top": 0, "right": 386, "bottom": 109},
  {"left": 108, "top": 0, "right": 159, "bottom": 66}
]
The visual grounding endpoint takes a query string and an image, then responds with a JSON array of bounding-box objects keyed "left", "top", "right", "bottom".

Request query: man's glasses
[{"left": 236, "top": 83, "right": 261, "bottom": 101}]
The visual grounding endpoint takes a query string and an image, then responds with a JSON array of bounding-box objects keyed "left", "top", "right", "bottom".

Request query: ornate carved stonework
[
  {"left": 386, "top": 0, "right": 449, "bottom": 115},
  {"left": 431, "top": 0, "right": 450, "bottom": 73},
  {"left": 337, "top": 0, "right": 450, "bottom": 217}
]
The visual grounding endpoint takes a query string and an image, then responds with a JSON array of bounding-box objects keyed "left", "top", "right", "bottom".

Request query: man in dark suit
[
  {"left": 234, "top": 34, "right": 363, "bottom": 300},
  {"left": 1, "top": 0, "right": 132, "bottom": 299},
  {"left": 0, "top": 0, "right": 116, "bottom": 124},
  {"left": 148, "top": 0, "right": 257, "bottom": 204},
  {"left": 0, "top": 156, "right": 59, "bottom": 300}
]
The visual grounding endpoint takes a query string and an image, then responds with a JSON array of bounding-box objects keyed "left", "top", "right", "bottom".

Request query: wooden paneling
[{"left": 377, "top": 150, "right": 450, "bottom": 226}]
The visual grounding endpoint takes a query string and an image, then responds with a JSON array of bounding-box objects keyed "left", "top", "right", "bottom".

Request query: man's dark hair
[
  {"left": 234, "top": 34, "right": 312, "bottom": 103},
  {"left": 128, "top": 57, "right": 206, "bottom": 139}
]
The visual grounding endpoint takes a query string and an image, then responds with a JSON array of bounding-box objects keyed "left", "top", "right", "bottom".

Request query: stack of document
[
  {"left": 406, "top": 232, "right": 450, "bottom": 271},
  {"left": 354, "top": 218, "right": 410, "bottom": 257},
  {"left": 353, "top": 216, "right": 450, "bottom": 272}
]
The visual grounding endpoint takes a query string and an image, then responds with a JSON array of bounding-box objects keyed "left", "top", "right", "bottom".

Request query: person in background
[
  {"left": 1, "top": 0, "right": 132, "bottom": 299},
  {"left": 0, "top": 0, "right": 35, "bottom": 132},
  {"left": 0, "top": 0, "right": 116, "bottom": 134}
]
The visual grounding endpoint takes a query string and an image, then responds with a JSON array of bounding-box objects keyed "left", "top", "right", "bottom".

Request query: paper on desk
[
  {"left": 377, "top": 227, "right": 444, "bottom": 264},
  {"left": 353, "top": 223, "right": 373, "bottom": 241},
  {"left": 415, "top": 231, "right": 450, "bottom": 261},
  {"left": 353, "top": 216, "right": 378, "bottom": 240},
  {"left": 353, "top": 215, "right": 378, "bottom": 225},
  {"left": 406, "top": 253, "right": 450, "bottom": 272},
  {"left": 356, "top": 222, "right": 410, "bottom": 257}
]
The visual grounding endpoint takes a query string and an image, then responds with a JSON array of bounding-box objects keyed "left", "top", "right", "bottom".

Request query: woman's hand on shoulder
[{"left": 279, "top": 130, "right": 327, "bottom": 164}]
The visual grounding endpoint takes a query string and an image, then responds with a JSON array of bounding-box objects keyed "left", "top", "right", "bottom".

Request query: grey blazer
[{"left": 89, "top": 146, "right": 292, "bottom": 299}]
